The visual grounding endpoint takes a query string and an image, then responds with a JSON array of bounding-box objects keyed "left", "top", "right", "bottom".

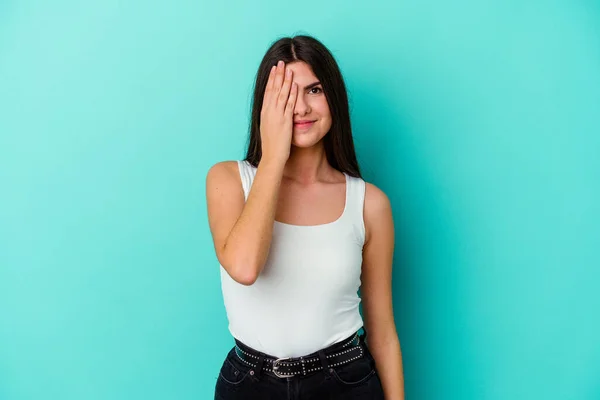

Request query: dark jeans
[{"left": 214, "top": 331, "right": 385, "bottom": 399}]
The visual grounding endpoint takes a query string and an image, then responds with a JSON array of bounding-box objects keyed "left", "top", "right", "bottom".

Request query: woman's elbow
[
  {"left": 232, "top": 265, "right": 259, "bottom": 286},
  {"left": 222, "top": 260, "right": 259, "bottom": 286}
]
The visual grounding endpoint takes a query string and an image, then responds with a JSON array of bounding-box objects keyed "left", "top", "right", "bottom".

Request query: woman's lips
[{"left": 294, "top": 121, "right": 315, "bottom": 130}]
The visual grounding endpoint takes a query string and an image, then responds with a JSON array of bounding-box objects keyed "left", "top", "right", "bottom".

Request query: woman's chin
[{"left": 291, "top": 134, "right": 326, "bottom": 149}]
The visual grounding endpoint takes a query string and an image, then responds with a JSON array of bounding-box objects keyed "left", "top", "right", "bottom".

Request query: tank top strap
[
  {"left": 343, "top": 174, "right": 367, "bottom": 245},
  {"left": 237, "top": 160, "right": 257, "bottom": 201}
]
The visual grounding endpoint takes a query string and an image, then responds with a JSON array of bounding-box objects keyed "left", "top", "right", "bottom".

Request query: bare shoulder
[
  {"left": 364, "top": 182, "right": 391, "bottom": 209},
  {"left": 205, "top": 160, "right": 244, "bottom": 204},
  {"left": 206, "top": 160, "right": 240, "bottom": 182},
  {"left": 363, "top": 181, "right": 393, "bottom": 245}
]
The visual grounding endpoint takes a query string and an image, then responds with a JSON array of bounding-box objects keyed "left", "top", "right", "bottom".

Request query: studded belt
[{"left": 234, "top": 332, "right": 364, "bottom": 378}]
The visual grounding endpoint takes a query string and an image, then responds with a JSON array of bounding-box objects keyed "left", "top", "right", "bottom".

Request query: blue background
[{"left": 1, "top": 0, "right": 599, "bottom": 399}]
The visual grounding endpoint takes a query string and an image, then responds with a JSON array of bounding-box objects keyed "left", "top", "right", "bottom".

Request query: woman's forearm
[{"left": 368, "top": 336, "right": 405, "bottom": 399}]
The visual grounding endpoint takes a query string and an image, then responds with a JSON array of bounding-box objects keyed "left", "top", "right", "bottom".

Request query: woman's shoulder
[
  {"left": 362, "top": 181, "right": 393, "bottom": 244},
  {"left": 207, "top": 160, "right": 245, "bottom": 175},
  {"left": 363, "top": 181, "right": 389, "bottom": 204},
  {"left": 363, "top": 181, "right": 391, "bottom": 219},
  {"left": 206, "top": 160, "right": 243, "bottom": 188}
]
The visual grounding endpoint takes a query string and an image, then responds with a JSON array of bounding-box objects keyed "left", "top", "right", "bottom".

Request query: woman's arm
[
  {"left": 205, "top": 61, "right": 297, "bottom": 285},
  {"left": 361, "top": 182, "right": 405, "bottom": 399},
  {"left": 205, "top": 159, "right": 285, "bottom": 285}
]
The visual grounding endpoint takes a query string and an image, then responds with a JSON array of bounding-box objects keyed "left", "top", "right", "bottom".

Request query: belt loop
[
  {"left": 254, "top": 352, "right": 265, "bottom": 380},
  {"left": 300, "top": 356, "right": 306, "bottom": 376},
  {"left": 318, "top": 350, "right": 331, "bottom": 376}
]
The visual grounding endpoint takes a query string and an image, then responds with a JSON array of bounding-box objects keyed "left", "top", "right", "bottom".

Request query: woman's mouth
[{"left": 294, "top": 121, "right": 315, "bottom": 130}]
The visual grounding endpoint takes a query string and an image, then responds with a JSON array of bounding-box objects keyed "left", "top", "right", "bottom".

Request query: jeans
[{"left": 214, "top": 332, "right": 385, "bottom": 399}]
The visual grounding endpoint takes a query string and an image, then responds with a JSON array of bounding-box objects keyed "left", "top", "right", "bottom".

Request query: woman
[{"left": 206, "top": 35, "right": 405, "bottom": 399}]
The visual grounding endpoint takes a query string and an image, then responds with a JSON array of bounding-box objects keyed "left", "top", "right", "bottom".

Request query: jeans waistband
[
  {"left": 233, "top": 328, "right": 367, "bottom": 379},
  {"left": 234, "top": 329, "right": 363, "bottom": 361}
]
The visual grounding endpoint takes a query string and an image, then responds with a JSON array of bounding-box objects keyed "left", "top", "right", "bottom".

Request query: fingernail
[
  {"left": 286, "top": 68, "right": 291, "bottom": 76},
  {"left": 278, "top": 60, "right": 284, "bottom": 68}
]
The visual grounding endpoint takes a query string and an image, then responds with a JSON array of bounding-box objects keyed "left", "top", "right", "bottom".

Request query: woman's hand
[{"left": 259, "top": 60, "right": 298, "bottom": 165}]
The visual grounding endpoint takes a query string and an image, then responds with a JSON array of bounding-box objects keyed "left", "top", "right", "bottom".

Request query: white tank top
[{"left": 219, "top": 160, "right": 366, "bottom": 358}]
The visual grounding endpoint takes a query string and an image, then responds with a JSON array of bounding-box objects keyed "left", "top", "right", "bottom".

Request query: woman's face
[{"left": 286, "top": 61, "right": 332, "bottom": 148}]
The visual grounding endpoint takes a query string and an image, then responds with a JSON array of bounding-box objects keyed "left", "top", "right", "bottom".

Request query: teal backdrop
[{"left": 1, "top": 0, "right": 599, "bottom": 399}]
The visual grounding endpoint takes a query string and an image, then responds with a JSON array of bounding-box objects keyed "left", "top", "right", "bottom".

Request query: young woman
[{"left": 206, "top": 35, "right": 405, "bottom": 399}]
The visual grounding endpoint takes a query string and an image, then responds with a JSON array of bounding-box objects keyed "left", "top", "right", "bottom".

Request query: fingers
[
  {"left": 271, "top": 61, "right": 285, "bottom": 104},
  {"left": 263, "top": 65, "right": 276, "bottom": 108},
  {"left": 263, "top": 60, "right": 294, "bottom": 112},
  {"left": 277, "top": 66, "right": 293, "bottom": 109},
  {"left": 285, "top": 82, "right": 298, "bottom": 116}
]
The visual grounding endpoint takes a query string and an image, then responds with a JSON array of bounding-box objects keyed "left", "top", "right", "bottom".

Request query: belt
[{"left": 234, "top": 331, "right": 365, "bottom": 378}]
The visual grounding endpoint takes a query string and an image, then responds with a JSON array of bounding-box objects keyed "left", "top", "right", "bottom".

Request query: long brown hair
[{"left": 244, "top": 35, "right": 362, "bottom": 179}]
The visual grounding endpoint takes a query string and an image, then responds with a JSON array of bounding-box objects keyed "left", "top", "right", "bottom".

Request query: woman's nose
[{"left": 294, "top": 93, "right": 310, "bottom": 114}]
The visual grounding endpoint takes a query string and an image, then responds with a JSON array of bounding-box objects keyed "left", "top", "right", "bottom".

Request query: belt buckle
[{"left": 272, "top": 357, "right": 294, "bottom": 378}]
